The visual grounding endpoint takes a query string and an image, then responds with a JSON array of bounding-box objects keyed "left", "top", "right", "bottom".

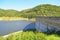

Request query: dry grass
[{"left": 0, "top": 17, "right": 35, "bottom": 21}]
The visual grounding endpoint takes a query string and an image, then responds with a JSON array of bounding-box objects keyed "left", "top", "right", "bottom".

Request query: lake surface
[
  {"left": 0, "top": 20, "right": 33, "bottom": 36},
  {"left": 0, "top": 18, "right": 60, "bottom": 36}
]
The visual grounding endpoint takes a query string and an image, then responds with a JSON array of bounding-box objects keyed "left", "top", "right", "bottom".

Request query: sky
[{"left": 0, "top": 0, "right": 60, "bottom": 11}]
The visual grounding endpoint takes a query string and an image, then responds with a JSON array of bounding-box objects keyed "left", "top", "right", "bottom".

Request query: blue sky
[{"left": 0, "top": 0, "right": 60, "bottom": 11}]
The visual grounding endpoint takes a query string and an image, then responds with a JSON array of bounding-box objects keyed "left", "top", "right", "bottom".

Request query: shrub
[{"left": 1, "top": 31, "right": 60, "bottom": 40}]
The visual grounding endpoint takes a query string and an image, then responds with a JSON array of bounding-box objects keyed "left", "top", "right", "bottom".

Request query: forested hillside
[{"left": 0, "top": 4, "right": 60, "bottom": 18}]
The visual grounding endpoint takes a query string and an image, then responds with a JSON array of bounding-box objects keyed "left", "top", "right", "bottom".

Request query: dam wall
[{"left": 35, "top": 17, "right": 60, "bottom": 32}]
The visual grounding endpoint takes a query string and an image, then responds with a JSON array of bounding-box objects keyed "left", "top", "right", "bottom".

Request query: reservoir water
[
  {"left": 0, "top": 20, "right": 34, "bottom": 36},
  {"left": 0, "top": 18, "right": 60, "bottom": 36}
]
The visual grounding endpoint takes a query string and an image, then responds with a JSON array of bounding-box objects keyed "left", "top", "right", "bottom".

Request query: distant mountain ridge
[{"left": 0, "top": 4, "right": 60, "bottom": 17}]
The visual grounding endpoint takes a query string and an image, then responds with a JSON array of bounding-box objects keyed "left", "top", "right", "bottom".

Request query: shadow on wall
[{"left": 23, "top": 22, "right": 36, "bottom": 31}]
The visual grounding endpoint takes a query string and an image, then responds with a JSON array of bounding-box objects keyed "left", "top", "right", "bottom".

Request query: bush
[
  {"left": 1, "top": 31, "right": 60, "bottom": 40},
  {"left": 5, "top": 31, "right": 46, "bottom": 40}
]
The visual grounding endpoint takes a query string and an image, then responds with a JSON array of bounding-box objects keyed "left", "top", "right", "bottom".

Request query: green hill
[{"left": 0, "top": 4, "right": 60, "bottom": 17}]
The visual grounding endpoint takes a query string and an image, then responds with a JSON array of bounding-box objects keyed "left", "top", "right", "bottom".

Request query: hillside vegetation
[
  {"left": 0, "top": 31, "right": 60, "bottom": 40},
  {"left": 0, "top": 4, "right": 60, "bottom": 18}
]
